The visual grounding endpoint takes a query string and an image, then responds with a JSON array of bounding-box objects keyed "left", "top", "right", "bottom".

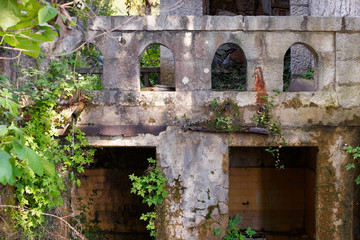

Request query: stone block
[
  {"left": 336, "top": 60, "right": 360, "bottom": 86},
  {"left": 175, "top": 60, "right": 211, "bottom": 91},
  {"left": 307, "top": 17, "right": 342, "bottom": 31},
  {"left": 336, "top": 85, "right": 360, "bottom": 107},
  {"left": 90, "top": 16, "right": 111, "bottom": 31},
  {"left": 336, "top": 33, "right": 360, "bottom": 60},
  {"left": 344, "top": 17, "right": 360, "bottom": 31},
  {"left": 206, "top": 16, "right": 245, "bottom": 31},
  {"left": 245, "top": 16, "right": 270, "bottom": 31},
  {"left": 269, "top": 16, "right": 304, "bottom": 30},
  {"left": 102, "top": 58, "right": 139, "bottom": 90}
]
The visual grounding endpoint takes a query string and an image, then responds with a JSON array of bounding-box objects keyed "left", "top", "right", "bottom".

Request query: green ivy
[
  {"left": 213, "top": 215, "right": 256, "bottom": 240},
  {"left": 129, "top": 157, "right": 168, "bottom": 238},
  {"left": 252, "top": 89, "right": 287, "bottom": 168},
  {"left": 344, "top": 145, "right": 360, "bottom": 184}
]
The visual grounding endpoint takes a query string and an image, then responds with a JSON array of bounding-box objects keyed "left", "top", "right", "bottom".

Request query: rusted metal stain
[
  {"left": 254, "top": 66, "right": 267, "bottom": 105},
  {"left": 59, "top": 125, "right": 167, "bottom": 137}
]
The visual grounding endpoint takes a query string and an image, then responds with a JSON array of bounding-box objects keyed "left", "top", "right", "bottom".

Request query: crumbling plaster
[{"left": 66, "top": 15, "right": 360, "bottom": 239}]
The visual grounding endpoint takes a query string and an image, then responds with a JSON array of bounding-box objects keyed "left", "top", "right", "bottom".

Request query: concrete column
[
  {"left": 290, "top": 0, "right": 312, "bottom": 77},
  {"left": 160, "top": 0, "right": 204, "bottom": 88}
]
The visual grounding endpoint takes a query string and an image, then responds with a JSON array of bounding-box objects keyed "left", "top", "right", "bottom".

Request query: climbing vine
[
  {"left": 129, "top": 157, "right": 168, "bottom": 238},
  {"left": 252, "top": 89, "right": 288, "bottom": 168}
]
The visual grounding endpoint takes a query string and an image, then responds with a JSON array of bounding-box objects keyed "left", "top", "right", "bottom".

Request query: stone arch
[
  {"left": 283, "top": 42, "right": 318, "bottom": 92},
  {"left": 211, "top": 43, "right": 247, "bottom": 90},
  {"left": 139, "top": 43, "right": 175, "bottom": 91}
]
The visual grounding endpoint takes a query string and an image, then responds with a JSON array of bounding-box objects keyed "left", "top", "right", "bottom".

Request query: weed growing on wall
[
  {"left": 129, "top": 157, "right": 168, "bottom": 238},
  {"left": 252, "top": 89, "right": 287, "bottom": 168},
  {"left": 344, "top": 145, "right": 360, "bottom": 184},
  {"left": 209, "top": 98, "right": 241, "bottom": 132},
  {"left": 213, "top": 215, "right": 256, "bottom": 240}
]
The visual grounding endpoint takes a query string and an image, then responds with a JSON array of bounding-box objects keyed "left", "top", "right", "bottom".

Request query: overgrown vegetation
[
  {"left": 252, "top": 89, "right": 288, "bottom": 168},
  {"left": 129, "top": 157, "right": 168, "bottom": 238},
  {"left": 213, "top": 215, "right": 256, "bottom": 240},
  {"left": 140, "top": 44, "right": 161, "bottom": 88},
  {"left": 209, "top": 98, "right": 241, "bottom": 132},
  {"left": 0, "top": 0, "right": 73, "bottom": 57},
  {"left": 344, "top": 145, "right": 360, "bottom": 184},
  {"left": 0, "top": 56, "right": 102, "bottom": 238},
  {"left": 211, "top": 45, "right": 247, "bottom": 90}
]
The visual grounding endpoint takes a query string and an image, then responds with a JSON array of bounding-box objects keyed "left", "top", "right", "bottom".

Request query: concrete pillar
[
  {"left": 290, "top": 0, "right": 312, "bottom": 77},
  {"left": 160, "top": 0, "right": 204, "bottom": 87}
]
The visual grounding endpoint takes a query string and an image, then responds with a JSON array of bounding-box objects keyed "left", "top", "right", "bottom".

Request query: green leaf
[
  {"left": 346, "top": 163, "right": 356, "bottom": 170},
  {"left": 12, "top": 141, "right": 44, "bottom": 176},
  {"left": 0, "top": 125, "right": 8, "bottom": 136},
  {"left": 19, "top": 0, "right": 29, "bottom": 5},
  {"left": 0, "top": 0, "right": 21, "bottom": 30},
  {"left": 42, "top": 158, "right": 55, "bottom": 177},
  {"left": 76, "top": 179, "right": 81, "bottom": 187},
  {"left": 38, "top": 5, "right": 57, "bottom": 24},
  {"left": 355, "top": 175, "right": 360, "bottom": 185},
  {"left": 0, "top": 89, "right": 19, "bottom": 116},
  {"left": 8, "top": 126, "right": 24, "bottom": 145},
  {"left": 0, "top": 148, "right": 13, "bottom": 185}
]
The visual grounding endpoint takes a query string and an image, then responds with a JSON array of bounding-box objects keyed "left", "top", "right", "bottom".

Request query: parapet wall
[{"left": 72, "top": 16, "right": 360, "bottom": 128}]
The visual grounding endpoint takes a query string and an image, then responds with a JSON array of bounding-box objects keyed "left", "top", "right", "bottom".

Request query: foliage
[
  {"left": 302, "top": 67, "right": 314, "bottom": 79},
  {"left": 0, "top": 57, "right": 98, "bottom": 238},
  {"left": 213, "top": 215, "right": 256, "bottom": 240},
  {"left": 344, "top": 145, "right": 360, "bottom": 184},
  {"left": 124, "top": 0, "right": 160, "bottom": 15},
  {"left": 209, "top": 98, "right": 241, "bottom": 132},
  {"left": 70, "top": 0, "right": 114, "bottom": 21},
  {"left": 252, "top": 89, "right": 287, "bottom": 168},
  {"left": 0, "top": 88, "right": 54, "bottom": 186},
  {"left": 211, "top": 67, "right": 246, "bottom": 90},
  {"left": 0, "top": 0, "right": 75, "bottom": 57},
  {"left": 129, "top": 157, "right": 168, "bottom": 238},
  {"left": 140, "top": 44, "right": 160, "bottom": 87}
]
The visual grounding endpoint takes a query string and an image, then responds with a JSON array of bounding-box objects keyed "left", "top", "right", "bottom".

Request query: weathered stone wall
[{"left": 69, "top": 16, "right": 360, "bottom": 239}]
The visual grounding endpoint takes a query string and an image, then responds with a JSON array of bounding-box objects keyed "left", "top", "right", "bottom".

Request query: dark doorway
[
  {"left": 229, "top": 146, "right": 317, "bottom": 240},
  {"left": 72, "top": 147, "right": 156, "bottom": 240}
]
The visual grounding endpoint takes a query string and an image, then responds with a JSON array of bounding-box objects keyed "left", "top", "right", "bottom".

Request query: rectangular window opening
[
  {"left": 229, "top": 146, "right": 318, "bottom": 240},
  {"left": 72, "top": 147, "right": 156, "bottom": 240}
]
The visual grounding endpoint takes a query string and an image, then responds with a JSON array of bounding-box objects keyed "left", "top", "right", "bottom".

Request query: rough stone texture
[
  {"left": 61, "top": 16, "right": 360, "bottom": 239},
  {"left": 160, "top": 0, "right": 205, "bottom": 16},
  {"left": 309, "top": 0, "right": 360, "bottom": 16}
]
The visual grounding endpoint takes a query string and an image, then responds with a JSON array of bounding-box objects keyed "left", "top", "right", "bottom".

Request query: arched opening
[
  {"left": 283, "top": 43, "right": 316, "bottom": 92},
  {"left": 211, "top": 43, "right": 247, "bottom": 90},
  {"left": 140, "top": 44, "right": 175, "bottom": 91},
  {"left": 73, "top": 42, "right": 103, "bottom": 91}
]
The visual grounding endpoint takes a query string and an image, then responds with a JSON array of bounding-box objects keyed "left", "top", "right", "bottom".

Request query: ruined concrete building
[{"left": 59, "top": 11, "right": 360, "bottom": 240}]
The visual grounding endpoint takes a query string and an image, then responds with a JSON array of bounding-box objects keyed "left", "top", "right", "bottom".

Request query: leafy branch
[{"left": 129, "top": 157, "right": 168, "bottom": 238}]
